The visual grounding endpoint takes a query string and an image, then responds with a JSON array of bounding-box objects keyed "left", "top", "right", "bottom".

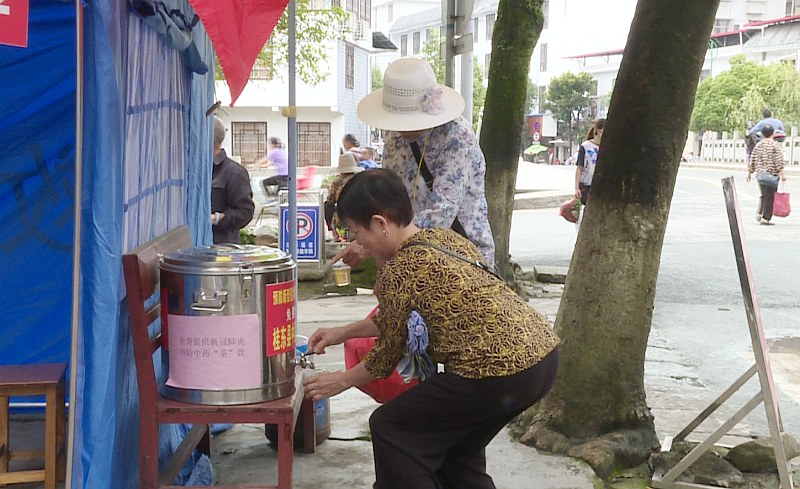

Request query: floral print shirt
[
  {"left": 384, "top": 116, "right": 496, "bottom": 265},
  {"left": 364, "top": 228, "right": 559, "bottom": 379}
]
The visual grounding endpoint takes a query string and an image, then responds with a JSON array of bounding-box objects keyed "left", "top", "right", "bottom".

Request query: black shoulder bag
[
  {"left": 409, "top": 141, "right": 468, "bottom": 239},
  {"left": 401, "top": 240, "right": 502, "bottom": 281}
]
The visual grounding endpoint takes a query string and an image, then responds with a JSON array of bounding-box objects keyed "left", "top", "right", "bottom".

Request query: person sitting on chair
[
  {"left": 325, "top": 153, "right": 364, "bottom": 242},
  {"left": 259, "top": 137, "right": 289, "bottom": 196},
  {"left": 358, "top": 148, "right": 378, "bottom": 170}
]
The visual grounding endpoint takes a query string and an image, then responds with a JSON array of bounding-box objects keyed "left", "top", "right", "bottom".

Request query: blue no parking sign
[{"left": 280, "top": 206, "right": 320, "bottom": 261}]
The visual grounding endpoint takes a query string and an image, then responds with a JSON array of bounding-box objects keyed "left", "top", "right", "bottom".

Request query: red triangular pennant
[{"left": 188, "top": 0, "right": 290, "bottom": 105}]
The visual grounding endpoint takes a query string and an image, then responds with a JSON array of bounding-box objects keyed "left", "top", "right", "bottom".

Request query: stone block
[
  {"left": 534, "top": 266, "right": 569, "bottom": 284},
  {"left": 726, "top": 433, "right": 800, "bottom": 472},
  {"left": 650, "top": 442, "right": 743, "bottom": 488}
]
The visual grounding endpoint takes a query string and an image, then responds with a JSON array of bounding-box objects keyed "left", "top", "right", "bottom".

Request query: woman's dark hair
[
  {"left": 337, "top": 169, "right": 414, "bottom": 229},
  {"left": 762, "top": 124, "right": 774, "bottom": 138},
  {"left": 269, "top": 136, "right": 282, "bottom": 146},
  {"left": 586, "top": 118, "right": 606, "bottom": 140},
  {"left": 343, "top": 133, "right": 360, "bottom": 147}
]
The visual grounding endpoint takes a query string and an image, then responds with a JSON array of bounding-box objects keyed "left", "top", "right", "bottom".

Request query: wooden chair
[
  {"left": 296, "top": 166, "right": 318, "bottom": 190},
  {"left": 122, "top": 226, "right": 315, "bottom": 489},
  {"left": 0, "top": 362, "right": 67, "bottom": 489}
]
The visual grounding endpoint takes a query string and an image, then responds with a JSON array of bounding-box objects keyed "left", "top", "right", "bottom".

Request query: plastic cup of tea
[{"left": 332, "top": 260, "right": 351, "bottom": 287}]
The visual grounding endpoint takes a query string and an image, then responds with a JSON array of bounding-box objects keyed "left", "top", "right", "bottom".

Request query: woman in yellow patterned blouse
[{"left": 304, "top": 169, "right": 560, "bottom": 489}]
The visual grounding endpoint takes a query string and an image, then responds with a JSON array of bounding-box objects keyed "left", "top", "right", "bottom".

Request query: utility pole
[{"left": 442, "top": 0, "right": 474, "bottom": 98}]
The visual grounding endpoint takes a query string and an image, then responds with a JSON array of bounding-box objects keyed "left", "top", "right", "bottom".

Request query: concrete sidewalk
[{"left": 210, "top": 282, "right": 778, "bottom": 488}]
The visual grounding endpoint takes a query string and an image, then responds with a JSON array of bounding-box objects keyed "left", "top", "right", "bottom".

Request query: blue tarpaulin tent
[{"left": 0, "top": 0, "right": 216, "bottom": 487}]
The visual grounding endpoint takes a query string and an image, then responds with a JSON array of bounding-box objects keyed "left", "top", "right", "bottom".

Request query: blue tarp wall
[{"left": 0, "top": 1, "right": 215, "bottom": 487}]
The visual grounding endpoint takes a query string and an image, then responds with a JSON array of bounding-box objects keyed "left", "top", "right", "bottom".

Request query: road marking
[{"left": 678, "top": 175, "right": 757, "bottom": 201}]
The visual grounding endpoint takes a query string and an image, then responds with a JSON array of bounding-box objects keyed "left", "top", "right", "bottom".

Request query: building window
[
  {"left": 251, "top": 58, "right": 272, "bottom": 80},
  {"left": 538, "top": 85, "right": 547, "bottom": 111},
  {"left": 485, "top": 53, "right": 491, "bottom": 76},
  {"left": 713, "top": 18, "right": 733, "bottom": 34},
  {"left": 298, "top": 123, "right": 331, "bottom": 167},
  {"left": 539, "top": 43, "right": 547, "bottom": 72},
  {"left": 474, "top": 18, "right": 479, "bottom": 40},
  {"left": 360, "top": 0, "right": 370, "bottom": 23},
  {"left": 700, "top": 69, "right": 711, "bottom": 82},
  {"left": 401, "top": 34, "right": 407, "bottom": 56},
  {"left": 413, "top": 31, "right": 421, "bottom": 54},
  {"left": 787, "top": 0, "right": 795, "bottom": 16},
  {"left": 426, "top": 28, "right": 431, "bottom": 42},
  {"left": 590, "top": 79, "right": 598, "bottom": 96},
  {"left": 232, "top": 122, "right": 268, "bottom": 167},
  {"left": 388, "top": 3, "right": 392, "bottom": 22},
  {"left": 542, "top": 0, "right": 549, "bottom": 29},
  {"left": 440, "top": 25, "right": 444, "bottom": 39},
  {"left": 485, "top": 14, "right": 495, "bottom": 41},
  {"left": 345, "top": 44, "right": 355, "bottom": 89}
]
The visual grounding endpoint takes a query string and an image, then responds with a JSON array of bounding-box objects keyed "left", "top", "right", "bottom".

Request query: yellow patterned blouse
[{"left": 364, "top": 228, "right": 560, "bottom": 379}]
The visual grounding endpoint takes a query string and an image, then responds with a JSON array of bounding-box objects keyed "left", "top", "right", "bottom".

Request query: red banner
[
  {"left": 0, "top": 0, "right": 30, "bottom": 48},
  {"left": 266, "top": 280, "right": 296, "bottom": 356},
  {"left": 187, "top": 0, "right": 290, "bottom": 105}
]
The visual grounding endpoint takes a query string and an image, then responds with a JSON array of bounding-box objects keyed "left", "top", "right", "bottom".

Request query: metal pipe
[
  {"left": 288, "top": 0, "right": 298, "bottom": 261},
  {"left": 66, "top": 1, "right": 84, "bottom": 487},
  {"left": 445, "top": 0, "right": 455, "bottom": 87},
  {"left": 460, "top": 15, "right": 473, "bottom": 123},
  {"left": 9, "top": 402, "right": 71, "bottom": 409}
]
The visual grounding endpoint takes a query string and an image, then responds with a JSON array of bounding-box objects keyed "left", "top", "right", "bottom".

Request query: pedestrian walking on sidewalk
[
  {"left": 304, "top": 169, "right": 560, "bottom": 489},
  {"left": 747, "top": 124, "right": 787, "bottom": 225},
  {"left": 574, "top": 118, "right": 605, "bottom": 205},
  {"left": 334, "top": 57, "right": 495, "bottom": 267}
]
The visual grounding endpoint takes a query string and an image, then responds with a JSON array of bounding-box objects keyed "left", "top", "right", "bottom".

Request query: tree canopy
[
  {"left": 691, "top": 54, "right": 800, "bottom": 133},
  {"left": 372, "top": 64, "right": 383, "bottom": 91},
  {"left": 215, "top": 0, "right": 348, "bottom": 85},
  {"left": 545, "top": 71, "right": 596, "bottom": 143}
]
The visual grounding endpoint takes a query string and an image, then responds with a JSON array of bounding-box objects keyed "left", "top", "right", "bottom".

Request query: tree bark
[
  {"left": 519, "top": 0, "right": 720, "bottom": 479},
  {"left": 479, "top": 0, "right": 543, "bottom": 280}
]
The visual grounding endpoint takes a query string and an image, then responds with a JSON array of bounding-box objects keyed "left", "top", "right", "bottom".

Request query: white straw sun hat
[
  {"left": 357, "top": 58, "right": 465, "bottom": 132},
  {"left": 337, "top": 152, "right": 364, "bottom": 174}
]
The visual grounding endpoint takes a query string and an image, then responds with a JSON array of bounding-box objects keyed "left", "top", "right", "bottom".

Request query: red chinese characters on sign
[
  {"left": 266, "top": 281, "right": 296, "bottom": 356},
  {"left": 0, "top": 0, "right": 30, "bottom": 48}
]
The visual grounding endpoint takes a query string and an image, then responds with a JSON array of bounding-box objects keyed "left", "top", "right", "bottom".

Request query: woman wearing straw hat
[
  {"left": 325, "top": 152, "right": 364, "bottom": 241},
  {"left": 334, "top": 57, "right": 495, "bottom": 267}
]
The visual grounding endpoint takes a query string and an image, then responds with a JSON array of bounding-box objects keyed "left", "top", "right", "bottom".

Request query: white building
[{"left": 215, "top": 0, "right": 375, "bottom": 170}]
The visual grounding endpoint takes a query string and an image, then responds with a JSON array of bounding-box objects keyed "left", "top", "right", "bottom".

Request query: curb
[
  {"left": 680, "top": 161, "right": 800, "bottom": 175},
  {"left": 514, "top": 191, "right": 573, "bottom": 210}
]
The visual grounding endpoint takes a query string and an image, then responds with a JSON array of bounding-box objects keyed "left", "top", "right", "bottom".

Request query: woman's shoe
[
  {"left": 756, "top": 213, "right": 762, "bottom": 223},
  {"left": 760, "top": 218, "right": 774, "bottom": 225}
]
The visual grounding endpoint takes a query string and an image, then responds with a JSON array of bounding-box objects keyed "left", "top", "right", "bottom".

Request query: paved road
[{"left": 510, "top": 166, "right": 800, "bottom": 442}]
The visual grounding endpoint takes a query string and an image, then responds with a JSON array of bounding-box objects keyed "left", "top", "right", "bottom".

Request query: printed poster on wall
[
  {"left": 166, "top": 313, "right": 262, "bottom": 390},
  {"left": 267, "top": 280, "right": 296, "bottom": 356},
  {"left": 0, "top": 0, "right": 30, "bottom": 48}
]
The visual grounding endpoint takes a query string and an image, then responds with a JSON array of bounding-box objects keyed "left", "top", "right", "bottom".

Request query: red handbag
[
  {"left": 558, "top": 197, "right": 580, "bottom": 223},
  {"left": 343, "top": 306, "right": 420, "bottom": 403},
  {"left": 774, "top": 183, "right": 791, "bottom": 218}
]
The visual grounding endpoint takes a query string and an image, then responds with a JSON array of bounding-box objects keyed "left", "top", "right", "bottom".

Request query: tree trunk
[
  {"left": 479, "top": 0, "right": 543, "bottom": 280},
  {"left": 519, "top": 0, "right": 720, "bottom": 479}
]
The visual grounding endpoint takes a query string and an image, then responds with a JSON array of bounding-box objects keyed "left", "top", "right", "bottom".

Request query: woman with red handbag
[
  {"left": 747, "top": 124, "right": 787, "bottom": 225},
  {"left": 304, "top": 170, "right": 559, "bottom": 489}
]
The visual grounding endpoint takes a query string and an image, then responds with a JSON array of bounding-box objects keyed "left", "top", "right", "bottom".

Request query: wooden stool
[{"left": 0, "top": 363, "right": 67, "bottom": 489}]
